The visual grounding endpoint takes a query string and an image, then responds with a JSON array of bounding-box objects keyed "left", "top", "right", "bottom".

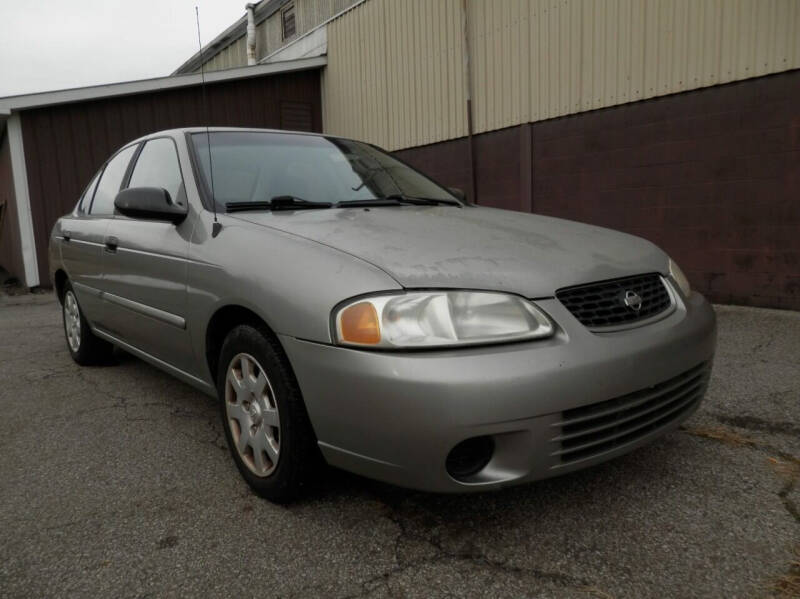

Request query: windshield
[{"left": 191, "top": 131, "right": 460, "bottom": 209}]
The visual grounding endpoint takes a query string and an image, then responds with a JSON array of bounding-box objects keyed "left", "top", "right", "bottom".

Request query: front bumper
[{"left": 280, "top": 290, "right": 717, "bottom": 493}]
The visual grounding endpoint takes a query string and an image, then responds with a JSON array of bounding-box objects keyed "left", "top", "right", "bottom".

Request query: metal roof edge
[{"left": 0, "top": 56, "right": 327, "bottom": 113}]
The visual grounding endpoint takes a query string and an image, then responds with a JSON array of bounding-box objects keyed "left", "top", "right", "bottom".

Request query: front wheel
[
  {"left": 217, "top": 325, "right": 319, "bottom": 503},
  {"left": 62, "top": 283, "right": 113, "bottom": 365}
]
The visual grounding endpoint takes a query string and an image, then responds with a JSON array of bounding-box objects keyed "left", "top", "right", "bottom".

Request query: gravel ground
[{"left": 0, "top": 293, "right": 797, "bottom": 598}]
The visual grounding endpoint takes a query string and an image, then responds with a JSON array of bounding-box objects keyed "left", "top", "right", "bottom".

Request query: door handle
[
  {"left": 104, "top": 236, "right": 118, "bottom": 253},
  {"left": 62, "top": 230, "right": 72, "bottom": 242}
]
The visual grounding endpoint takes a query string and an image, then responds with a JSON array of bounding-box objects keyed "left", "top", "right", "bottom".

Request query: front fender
[{"left": 185, "top": 212, "right": 402, "bottom": 381}]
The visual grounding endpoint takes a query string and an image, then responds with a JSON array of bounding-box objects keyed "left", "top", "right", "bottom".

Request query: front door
[{"left": 100, "top": 137, "right": 196, "bottom": 374}]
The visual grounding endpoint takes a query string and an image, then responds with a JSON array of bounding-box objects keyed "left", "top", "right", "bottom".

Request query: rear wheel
[
  {"left": 217, "top": 325, "right": 319, "bottom": 503},
  {"left": 62, "top": 282, "right": 113, "bottom": 365}
]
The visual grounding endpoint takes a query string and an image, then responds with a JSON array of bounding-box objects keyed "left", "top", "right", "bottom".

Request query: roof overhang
[{"left": 0, "top": 56, "right": 326, "bottom": 113}]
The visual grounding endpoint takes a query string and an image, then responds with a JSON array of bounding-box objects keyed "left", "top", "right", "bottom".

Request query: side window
[
  {"left": 76, "top": 171, "right": 100, "bottom": 214},
  {"left": 281, "top": 3, "right": 296, "bottom": 39},
  {"left": 90, "top": 145, "right": 138, "bottom": 215},
  {"left": 127, "top": 138, "right": 185, "bottom": 205}
]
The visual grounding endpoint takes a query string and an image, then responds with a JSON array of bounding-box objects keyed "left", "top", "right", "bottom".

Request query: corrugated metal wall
[
  {"left": 323, "top": 0, "right": 468, "bottom": 149},
  {"left": 204, "top": 37, "right": 248, "bottom": 73},
  {"left": 469, "top": 0, "right": 800, "bottom": 132},
  {"left": 202, "top": 0, "right": 360, "bottom": 72},
  {"left": 323, "top": 0, "right": 800, "bottom": 150}
]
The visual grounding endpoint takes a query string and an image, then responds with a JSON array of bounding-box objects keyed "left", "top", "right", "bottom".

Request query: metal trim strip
[
  {"left": 101, "top": 291, "right": 186, "bottom": 329},
  {"left": 71, "top": 282, "right": 185, "bottom": 329}
]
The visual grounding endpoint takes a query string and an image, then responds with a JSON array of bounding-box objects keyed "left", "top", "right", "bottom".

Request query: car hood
[{"left": 231, "top": 205, "right": 668, "bottom": 298}]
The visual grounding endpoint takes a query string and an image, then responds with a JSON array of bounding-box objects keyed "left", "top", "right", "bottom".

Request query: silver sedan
[{"left": 49, "top": 128, "right": 716, "bottom": 502}]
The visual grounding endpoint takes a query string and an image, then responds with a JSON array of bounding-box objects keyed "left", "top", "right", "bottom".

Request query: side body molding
[{"left": 72, "top": 281, "right": 186, "bottom": 329}]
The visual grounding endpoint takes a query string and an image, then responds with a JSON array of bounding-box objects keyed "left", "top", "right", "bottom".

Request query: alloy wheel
[
  {"left": 64, "top": 291, "right": 81, "bottom": 353},
  {"left": 224, "top": 353, "right": 281, "bottom": 477}
]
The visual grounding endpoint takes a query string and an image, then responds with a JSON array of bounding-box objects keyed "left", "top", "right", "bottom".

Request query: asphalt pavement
[{"left": 0, "top": 292, "right": 797, "bottom": 598}]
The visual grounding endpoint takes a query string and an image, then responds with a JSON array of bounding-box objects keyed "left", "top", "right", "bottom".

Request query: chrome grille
[
  {"left": 552, "top": 362, "right": 710, "bottom": 465},
  {"left": 556, "top": 273, "right": 673, "bottom": 329}
]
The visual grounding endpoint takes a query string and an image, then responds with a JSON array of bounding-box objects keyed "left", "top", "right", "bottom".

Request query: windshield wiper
[
  {"left": 335, "top": 198, "right": 405, "bottom": 208},
  {"left": 336, "top": 194, "right": 461, "bottom": 208},
  {"left": 226, "top": 196, "right": 333, "bottom": 213},
  {"left": 388, "top": 194, "right": 461, "bottom": 206}
]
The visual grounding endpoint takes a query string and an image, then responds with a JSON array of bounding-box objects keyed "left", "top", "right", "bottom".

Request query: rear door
[
  {"left": 60, "top": 144, "right": 138, "bottom": 330},
  {"left": 101, "top": 137, "right": 195, "bottom": 373}
]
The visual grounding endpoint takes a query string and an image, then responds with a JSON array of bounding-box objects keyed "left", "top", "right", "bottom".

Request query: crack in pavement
[
  {"left": 346, "top": 498, "right": 597, "bottom": 598},
  {"left": 711, "top": 413, "right": 800, "bottom": 439},
  {"left": 63, "top": 362, "right": 229, "bottom": 451},
  {"left": 8, "top": 361, "right": 228, "bottom": 453},
  {"left": 285, "top": 489, "right": 606, "bottom": 599},
  {"left": 681, "top": 426, "right": 800, "bottom": 526}
]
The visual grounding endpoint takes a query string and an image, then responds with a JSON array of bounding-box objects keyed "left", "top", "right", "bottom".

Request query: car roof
[{"left": 129, "top": 127, "right": 350, "bottom": 147}]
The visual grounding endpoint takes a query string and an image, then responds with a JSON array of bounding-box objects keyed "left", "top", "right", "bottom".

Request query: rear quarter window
[{"left": 76, "top": 171, "right": 101, "bottom": 214}]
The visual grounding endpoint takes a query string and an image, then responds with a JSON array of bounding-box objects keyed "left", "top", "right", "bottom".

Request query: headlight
[
  {"left": 668, "top": 258, "right": 691, "bottom": 297},
  {"left": 334, "top": 290, "right": 554, "bottom": 349}
]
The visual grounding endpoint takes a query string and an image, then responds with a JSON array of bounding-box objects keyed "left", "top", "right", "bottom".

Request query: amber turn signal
[{"left": 338, "top": 301, "right": 381, "bottom": 345}]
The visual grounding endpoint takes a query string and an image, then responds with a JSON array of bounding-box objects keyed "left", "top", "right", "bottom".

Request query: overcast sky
[{"left": 0, "top": 0, "right": 246, "bottom": 97}]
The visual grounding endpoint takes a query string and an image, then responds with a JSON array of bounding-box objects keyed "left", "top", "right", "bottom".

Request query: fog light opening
[{"left": 446, "top": 436, "right": 495, "bottom": 481}]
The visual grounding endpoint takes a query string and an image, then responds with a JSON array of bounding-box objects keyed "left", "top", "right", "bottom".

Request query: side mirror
[
  {"left": 114, "top": 187, "right": 187, "bottom": 224},
  {"left": 448, "top": 187, "right": 468, "bottom": 203}
]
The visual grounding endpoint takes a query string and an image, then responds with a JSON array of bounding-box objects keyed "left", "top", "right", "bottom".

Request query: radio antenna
[{"left": 195, "top": 6, "right": 221, "bottom": 237}]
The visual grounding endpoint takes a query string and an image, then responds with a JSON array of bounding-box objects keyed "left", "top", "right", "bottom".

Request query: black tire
[
  {"left": 61, "top": 282, "right": 114, "bottom": 366},
  {"left": 216, "top": 324, "right": 320, "bottom": 503}
]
